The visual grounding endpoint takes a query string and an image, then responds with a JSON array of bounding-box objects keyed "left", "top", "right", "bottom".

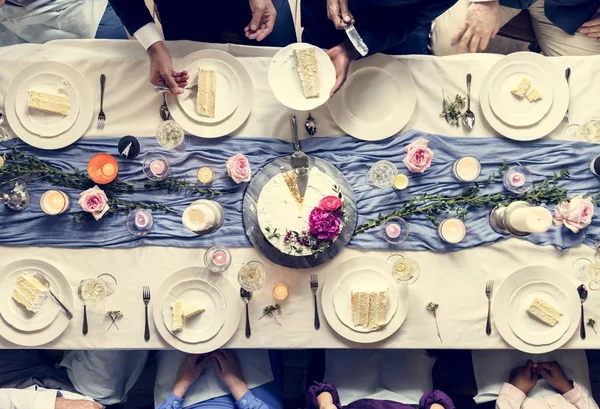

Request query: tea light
[
  {"left": 393, "top": 174, "right": 409, "bottom": 190},
  {"left": 508, "top": 171, "right": 525, "bottom": 187},
  {"left": 438, "top": 218, "right": 466, "bottom": 244},
  {"left": 126, "top": 209, "right": 154, "bottom": 237},
  {"left": 453, "top": 156, "right": 481, "bottom": 182},
  {"left": 204, "top": 245, "right": 231, "bottom": 273},
  {"left": 134, "top": 210, "right": 151, "bottom": 229},
  {"left": 503, "top": 166, "right": 532, "bottom": 194},
  {"left": 101, "top": 163, "right": 117, "bottom": 178},
  {"left": 509, "top": 206, "right": 552, "bottom": 233},
  {"left": 87, "top": 153, "right": 119, "bottom": 184},
  {"left": 273, "top": 283, "right": 289, "bottom": 301},
  {"left": 212, "top": 250, "right": 228, "bottom": 266},
  {"left": 197, "top": 167, "right": 215, "bottom": 184},
  {"left": 385, "top": 223, "right": 401, "bottom": 239},
  {"left": 0, "top": 156, "right": 4, "bottom": 168},
  {"left": 40, "top": 190, "right": 69, "bottom": 215},
  {"left": 182, "top": 204, "right": 217, "bottom": 233},
  {"left": 150, "top": 159, "right": 166, "bottom": 177}
]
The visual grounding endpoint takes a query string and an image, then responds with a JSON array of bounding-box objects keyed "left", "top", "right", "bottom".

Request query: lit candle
[
  {"left": 509, "top": 206, "right": 552, "bottom": 233},
  {"left": 182, "top": 204, "right": 216, "bottom": 233},
  {"left": 150, "top": 159, "right": 166, "bottom": 177},
  {"left": 273, "top": 283, "right": 289, "bottom": 301},
  {"left": 212, "top": 250, "right": 228, "bottom": 266},
  {"left": 393, "top": 174, "right": 409, "bottom": 190},
  {"left": 87, "top": 153, "right": 119, "bottom": 184},
  {"left": 40, "top": 190, "right": 69, "bottom": 215},
  {"left": 134, "top": 211, "right": 151, "bottom": 229},
  {"left": 453, "top": 156, "right": 481, "bottom": 182},
  {"left": 101, "top": 162, "right": 116, "bottom": 178},
  {"left": 385, "top": 223, "right": 401, "bottom": 239},
  {"left": 439, "top": 218, "right": 466, "bottom": 244},
  {"left": 197, "top": 167, "right": 215, "bottom": 184},
  {"left": 0, "top": 156, "right": 4, "bottom": 169},
  {"left": 509, "top": 171, "right": 525, "bottom": 187}
]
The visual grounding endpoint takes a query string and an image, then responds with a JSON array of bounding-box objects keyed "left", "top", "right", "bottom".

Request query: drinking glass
[
  {"left": 367, "top": 160, "right": 398, "bottom": 189},
  {"left": 156, "top": 120, "right": 189, "bottom": 151},
  {"left": 77, "top": 273, "right": 117, "bottom": 305},
  {"left": 387, "top": 254, "right": 420, "bottom": 285},
  {"left": 238, "top": 261, "right": 266, "bottom": 292}
]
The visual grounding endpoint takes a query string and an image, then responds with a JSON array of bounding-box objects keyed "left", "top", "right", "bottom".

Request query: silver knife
[
  {"left": 344, "top": 24, "right": 368, "bottom": 57},
  {"left": 290, "top": 115, "right": 309, "bottom": 203}
]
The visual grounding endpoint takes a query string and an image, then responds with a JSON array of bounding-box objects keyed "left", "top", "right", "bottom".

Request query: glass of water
[
  {"left": 367, "top": 160, "right": 398, "bottom": 188},
  {"left": 156, "top": 120, "right": 189, "bottom": 150}
]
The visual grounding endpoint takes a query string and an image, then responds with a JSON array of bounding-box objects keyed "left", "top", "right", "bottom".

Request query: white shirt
[
  {"left": 496, "top": 383, "right": 598, "bottom": 409},
  {"left": 1, "top": 386, "right": 92, "bottom": 409},
  {"left": 134, "top": 22, "right": 163, "bottom": 50}
]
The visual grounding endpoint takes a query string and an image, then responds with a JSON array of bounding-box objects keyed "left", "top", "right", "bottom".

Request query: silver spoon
[
  {"left": 159, "top": 94, "right": 171, "bottom": 121},
  {"left": 0, "top": 111, "right": 9, "bottom": 141},
  {"left": 305, "top": 113, "right": 317, "bottom": 136},
  {"left": 578, "top": 284, "right": 588, "bottom": 340},
  {"left": 462, "top": 73, "right": 475, "bottom": 130}
]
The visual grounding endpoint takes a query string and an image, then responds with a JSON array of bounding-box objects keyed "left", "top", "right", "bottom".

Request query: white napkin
[
  {"left": 154, "top": 350, "right": 274, "bottom": 407},
  {"left": 324, "top": 349, "right": 435, "bottom": 406},
  {"left": 472, "top": 350, "right": 594, "bottom": 404}
]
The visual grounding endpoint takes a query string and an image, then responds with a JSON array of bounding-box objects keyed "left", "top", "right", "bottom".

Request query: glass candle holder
[
  {"left": 156, "top": 120, "right": 189, "bottom": 150},
  {"left": 453, "top": 156, "right": 481, "bottom": 182},
  {"left": 126, "top": 209, "right": 154, "bottom": 237},
  {"left": 438, "top": 218, "right": 466, "bottom": 244},
  {"left": 40, "top": 190, "right": 70, "bottom": 215},
  {"left": 87, "top": 153, "right": 119, "bottom": 185},
  {"left": 197, "top": 167, "right": 215, "bottom": 184},
  {"left": 381, "top": 217, "right": 410, "bottom": 244},
  {"left": 367, "top": 160, "right": 398, "bottom": 189},
  {"left": 503, "top": 165, "right": 533, "bottom": 194},
  {"left": 238, "top": 261, "right": 266, "bottom": 292},
  {"left": 204, "top": 245, "right": 231, "bottom": 273},
  {"left": 273, "top": 283, "right": 289, "bottom": 301},
  {"left": 393, "top": 174, "right": 409, "bottom": 190},
  {"left": 143, "top": 154, "right": 170, "bottom": 181},
  {"left": 388, "top": 254, "right": 420, "bottom": 285}
]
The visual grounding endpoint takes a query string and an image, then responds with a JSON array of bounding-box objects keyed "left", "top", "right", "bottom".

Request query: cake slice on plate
[
  {"left": 294, "top": 48, "right": 319, "bottom": 99},
  {"left": 171, "top": 299, "right": 184, "bottom": 332},
  {"left": 527, "top": 297, "right": 562, "bottom": 327},
  {"left": 183, "top": 304, "right": 205, "bottom": 320},
  {"left": 12, "top": 273, "right": 50, "bottom": 314},
  {"left": 351, "top": 289, "right": 388, "bottom": 330},
  {"left": 197, "top": 68, "right": 216, "bottom": 118},
  {"left": 27, "top": 90, "right": 70, "bottom": 116}
]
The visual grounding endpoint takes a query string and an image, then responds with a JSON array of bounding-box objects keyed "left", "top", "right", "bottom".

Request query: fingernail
[{"left": 251, "top": 24, "right": 257, "bottom": 30}]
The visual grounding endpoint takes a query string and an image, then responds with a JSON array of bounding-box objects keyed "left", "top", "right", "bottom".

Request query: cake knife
[
  {"left": 290, "top": 115, "right": 309, "bottom": 202},
  {"left": 344, "top": 24, "right": 368, "bottom": 57}
]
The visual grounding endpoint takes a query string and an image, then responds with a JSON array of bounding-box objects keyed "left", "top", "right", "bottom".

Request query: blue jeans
[{"left": 95, "top": 2, "right": 127, "bottom": 39}]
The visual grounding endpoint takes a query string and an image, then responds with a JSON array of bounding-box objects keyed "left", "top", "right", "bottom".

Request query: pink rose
[
  {"left": 78, "top": 185, "right": 109, "bottom": 221},
  {"left": 553, "top": 195, "right": 594, "bottom": 233},
  {"left": 318, "top": 196, "right": 343, "bottom": 213},
  {"left": 402, "top": 137, "right": 434, "bottom": 173},
  {"left": 226, "top": 154, "right": 251, "bottom": 184}
]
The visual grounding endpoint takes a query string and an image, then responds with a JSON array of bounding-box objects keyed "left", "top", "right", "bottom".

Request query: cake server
[
  {"left": 290, "top": 115, "right": 309, "bottom": 202},
  {"left": 344, "top": 24, "right": 368, "bottom": 57}
]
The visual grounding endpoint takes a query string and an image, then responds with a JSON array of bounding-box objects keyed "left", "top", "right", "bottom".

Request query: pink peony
[
  {"left": 308, "top": 208, "right": 341, "bottom": 241},
  {"left": 402, "top": 137, "right": 434, "bottom": 173},
  {"left": 78, "top": 186, "right": 109, "bottom": 221},
  {"left": 318, "top": 196, "right": 343, "bottom": 213},
  {"left": 553, "top": 195, "right": 594, "bottom": 233},
  {"left": 226, "top": 154, "right": 251, "bottom": 184}
]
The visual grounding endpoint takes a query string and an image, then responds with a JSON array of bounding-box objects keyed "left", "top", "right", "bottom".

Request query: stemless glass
[
  {"left": 367, "top": 160, "right": 398, "bottom": 189},
  {"left": 156, "top": 120, "right": 189, "bottom": 151}
]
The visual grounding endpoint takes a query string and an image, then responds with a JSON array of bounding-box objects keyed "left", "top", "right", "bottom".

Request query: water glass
[
  {"left": 367, "top": 160, "right": 398, "bottom": 188},
  {"left": 238, "top": 261, "right": 266, "bottom": 292}
]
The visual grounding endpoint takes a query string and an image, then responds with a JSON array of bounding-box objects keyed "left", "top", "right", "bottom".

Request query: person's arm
[
  {"left": 451, "top": 0, "right": 501, "bottom": 53},
  {"left": 495, "top": 383, "right": 527, "bottom": 409},
  {"left": 496, "top": 360, "right": 537, "bottom": 409},
  {"left": 305, "top": 382, "right": 342, "bottom": 409},
  {"left": 107, "top": 0, "right": 160, "bottom": 48},
  {"left": 1, "top": 389, "right": 102, "bottom": 409},
  {"left": 156, "top": 355, "right": 210, "bottom": 409},
  {"left": 563, "top": 383, "right": 598, "bottom": 409}
]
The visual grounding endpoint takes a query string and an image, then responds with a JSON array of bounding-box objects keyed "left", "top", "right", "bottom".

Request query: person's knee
[{"left": 430, "top": 22, "right": 460, "bottom": 56}]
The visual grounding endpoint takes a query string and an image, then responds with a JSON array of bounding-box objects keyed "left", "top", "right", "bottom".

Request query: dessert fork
[
  {"left": 310, "top": 274, "right": 320, "bottom": 330},
  {"left": 154, "top": 85, "right": 198, "bottom": 93},
  {"left": 142, "top": 286, "right": 151, "bottom": 342},
  {"left": 97, "top": 74, "right": 106, "bottom": 130},
  {"left": 485, "top": 280, "right": 494, "bottom": 335},
  {"left": 240, "top": 288, "right": 252, "bottom": 338},
  {"left": 34, "top": 272, "right": 73, "bottom": 320}
]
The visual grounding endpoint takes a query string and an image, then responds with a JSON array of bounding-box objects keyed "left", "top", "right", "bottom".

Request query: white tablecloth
[{"left": 1, "top": 39, "right": 599, "bottom": 350}]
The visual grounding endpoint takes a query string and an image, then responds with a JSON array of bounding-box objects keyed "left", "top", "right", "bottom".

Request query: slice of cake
[
  {"left": 196, "top": 68, "right": 216, "bottom": 118},
  {"left": 527, "top": 297, "right": 562, "bottom": 327},
  {"left": 294, "top": 48, "right": 319, "bottom": 99},
  {"left": 525, "top": 87, "right": 542, "bottom": 102},
  {"left": 351, "top": 289, "right": 388, "bottom": 330},
  {"left": 183, "top": 304, "right": 205, "bottom": 320},
  {"left": 12, "top": 273, "right": 50, "bottom": 314},
  {"left": 282, "top": 171, "right": 304, "bottom": 210},
  {"left": 511, "top": 78, "right": 532, "bottom": 99},
  {"left": 27, "top": 90, "right": 70, "bottom": 116},
  {"left": 171, "top": 299, "right": 184, "bottom": 333}
]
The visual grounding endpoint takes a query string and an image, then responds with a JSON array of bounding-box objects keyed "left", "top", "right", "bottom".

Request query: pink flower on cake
[
  {"left": 78, "top": 186, "right": 110, "bottom": 221},
  {"left": 318, "top": 196, "right": 343, "bottom": 213},
  {"left": 226, "top": 154, "right": 251, "bottom": 184},
  {"left": 308, "top": 208, "right": 341, "bottom": 241},
  {"left": 553, "top": 195, "right": 594, "bottom": 233},
  {"left": 402, "top": 137, "right": 434, "bottom": 173}
]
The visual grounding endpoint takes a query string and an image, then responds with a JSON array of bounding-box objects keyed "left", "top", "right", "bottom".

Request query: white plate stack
[
  {"left": 480, "top": 52, "right": 569, "bottom": 141},
  {"left": 492, "top": 265, "right": 580, "bottom": 353}
]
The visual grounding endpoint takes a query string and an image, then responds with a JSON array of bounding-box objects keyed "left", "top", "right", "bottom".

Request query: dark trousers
[{"left": 0, "top": 350, "right": 75, "bottom": 393}]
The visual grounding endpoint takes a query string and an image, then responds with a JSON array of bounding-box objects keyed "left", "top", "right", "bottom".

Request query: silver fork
[
  {"left": 142, "top": 286, "right": 151, "bottom": 342},
  {"left": 310, "top": 274, "right": 320, "bottom": 330},
  {"left": 154, "top": 85, "right": 198, "bottom": 93},
  {"left": 564, "top": 68, "right": 571, "bottom": 123},
  {"left": 485, "top": 280, "right": 494, "bottom": 335},
  {"left": 34, "top": 272, "right": 73, "bottom": 320},
  {"left": 97, "top": 74, "right": 106, "bottom": 130}
]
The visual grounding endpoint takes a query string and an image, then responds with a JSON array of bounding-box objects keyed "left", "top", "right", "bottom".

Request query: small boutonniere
[
  {"left": 106, "top": 310, "right": 123, "bottom": 331},
  {"left": 260, "top": 304, "right": 282, "bottom": 326},
  {"left": 427, "top": 302, "right": 442, "bottom": 343},
  {"left": 588, "top": 318, "right": 597, "bottom": 334}
]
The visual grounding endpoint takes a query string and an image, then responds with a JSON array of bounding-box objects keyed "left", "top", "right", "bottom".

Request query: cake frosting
[
  {"left": 197, "top": 68, "right": 216, "bottom": 118},
  {"left": 27, "top": 90, "right": 70, "bottom": 116},
  {"left": 12, "top": 273, "right": 50, "bottom": 313},
  {"left": 294, "top": 48, "right": 319, "bottom": 99}
]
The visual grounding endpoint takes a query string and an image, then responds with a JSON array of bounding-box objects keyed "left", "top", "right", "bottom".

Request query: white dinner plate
[
  {"left": 333, "top": 268, "right": 399, "bottom": 333},
  {"left": 169, "top": 50, "right": 253, "bottom": 138},
  {"left": 14, "top": 72, "right": 80, "bottom": 137},
  {"left": 328, "top": 54, "right": 416, "bottom": 141},
  {"left": 269, "top": 43, "right": 336, "bottom": 111},
  {"left": 488, "top": 62, "right": 553, "bottom": 127},
  {"left": 161, "top": 279, "right": 226, "bottom": 344},
  {"left": 5, "top": 61, "right": 93, "bottom": 150},
  {"left": 153, "top": 266, "right": 241, "bottom": 353},
  {"left": 178, "top": 59, "right": 240, "bottom": 124},
  {"left": 0, "top": 259, "right": 72, "bottom": 347},
  {"left": 493, "top": 265, "right": 580, "bottom": 354},
  {"left": 0, "top": 268, "right": 61, "bottom": 332},
  {"left": 322, "top": 256, "right": 409, "bottom": 343},
  {"left": 480, "top": 52, "right": 568, "bottom": 141}
]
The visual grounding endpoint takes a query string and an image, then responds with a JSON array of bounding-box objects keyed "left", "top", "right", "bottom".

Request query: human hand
[
  {"left": 452, "top": 1, "right": 501, "bottom": 53},
  {"left": 317, "top": 391, "right": 336, "bottom": 409},
  {"left": 55, "top": 398, "right": 103, "bottom": 409},
  {"left": 579, "top": 17, "right": 600, "bottom": 39},
  {"left": 327, "top": 41, "right": 359, "bottom": 96},
  {"left": 148, "top": 42, "right": 189, "bottom": 94},
  {"left": 172, "top": 354, "right": 210, "bottom": 398},
  {"left": 0, "top": 0, "right": 5, "bottom": 8},
  {"left": 327, "top": 0, "right": 354, "bottom": 29},
  {"left": 536, "top": 361, "right": 574, "bottom": 394},
  {"left": 509, "top": 360, "right": 538, "bottom": 395},
  {"left": 245, "top": 0, "right": 277, "bottom": 41},
  {"left": 212, "top": 350, "right": 248, "bottom": 400}
]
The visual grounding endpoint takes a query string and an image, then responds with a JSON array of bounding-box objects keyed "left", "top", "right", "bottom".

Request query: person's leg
[
  {"left": 61, "top": 350, "right": 148, "bottom": 405},
  {"left": 528, "top": 0, "right": 600, "bottom": 56},
  {"left": 94, "top": 2, "right": 128, "bottom": 40},
  {"left": 0, "top": 350, "right": 74, "bottom": 392},
  {"left": 386, "top": 24, "right": 434, "bottom": 55},
  {"left": 430, "top": 0, "right": 522, "bottom": 56}
]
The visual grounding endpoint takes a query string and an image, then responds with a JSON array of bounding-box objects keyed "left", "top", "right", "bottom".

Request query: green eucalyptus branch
[{"left": 72, "top": 197, "right": 179, "bottom": 223}]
